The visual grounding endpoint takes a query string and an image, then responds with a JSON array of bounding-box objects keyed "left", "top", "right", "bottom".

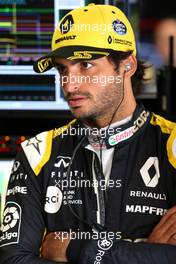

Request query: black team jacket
[{"left": 0, "top": 103, "right": 176, "bottom": 264}]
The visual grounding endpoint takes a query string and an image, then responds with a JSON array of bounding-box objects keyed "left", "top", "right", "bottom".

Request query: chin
[
  {"left": 71, "top": 109, "right": 91, "bottom": 119},
  {"left": 71, "top": 108, "right": 83, "bottom": 118},
  {"left": 72, "top": 112, "right": 88, "bottom": 119}
]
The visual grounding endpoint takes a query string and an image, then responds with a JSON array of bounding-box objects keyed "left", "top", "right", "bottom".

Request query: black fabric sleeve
[
  {"left": 66, "top": 238, "right": 87, "bottom": 263},
  {"left": 0, "top": 151, "right": 57, "bottom": 264},
  {"left": 67, "top": 238, "right": 176, "bottom": 264}
]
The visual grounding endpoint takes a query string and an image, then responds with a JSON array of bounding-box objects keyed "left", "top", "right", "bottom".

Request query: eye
[{"left": 80, "top": 61, "right": 93, "bottom": 69}]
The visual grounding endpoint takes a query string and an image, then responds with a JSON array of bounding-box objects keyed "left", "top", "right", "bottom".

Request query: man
[{"left": 0, "top": 3, "right": 176, "bottom": 264}]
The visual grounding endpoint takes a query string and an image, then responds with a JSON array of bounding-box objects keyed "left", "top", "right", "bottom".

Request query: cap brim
[{"left": 33, "top": 46, "right": 111, "bottom": 73}]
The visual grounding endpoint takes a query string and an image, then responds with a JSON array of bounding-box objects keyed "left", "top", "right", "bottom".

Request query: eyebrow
[{"left": 54, "top": 59, "right": 92, "bottom": 67}]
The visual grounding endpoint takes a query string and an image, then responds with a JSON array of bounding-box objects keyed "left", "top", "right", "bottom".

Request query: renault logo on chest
[{"left": 140, "top": 157, "right": 160, "bottom": 188}]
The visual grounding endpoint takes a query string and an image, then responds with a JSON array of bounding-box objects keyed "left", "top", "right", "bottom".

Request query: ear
[{"left": 122, "top": 55, "right": 137, "bottom": 76}]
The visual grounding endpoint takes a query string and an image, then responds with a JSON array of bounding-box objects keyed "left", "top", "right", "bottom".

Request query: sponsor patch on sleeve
[{"left": 0, "top": 202, "right": 21, "bottom": 247}]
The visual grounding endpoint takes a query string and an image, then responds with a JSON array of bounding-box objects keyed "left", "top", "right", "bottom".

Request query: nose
[{"left": 60, "top": 69, "right": 80, "bottom": 94}]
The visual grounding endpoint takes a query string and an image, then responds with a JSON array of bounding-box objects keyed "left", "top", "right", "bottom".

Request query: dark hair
[{"left": 107, "top": 51, "right": 149, "bottom": 96}]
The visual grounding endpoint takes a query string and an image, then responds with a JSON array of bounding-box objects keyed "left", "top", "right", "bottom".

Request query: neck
[
  {"left": 83, "top": 80, "right": 137, "bottom": 128},
  {"left": 83, "top": 97, "right": 136, "bottom": 128}
]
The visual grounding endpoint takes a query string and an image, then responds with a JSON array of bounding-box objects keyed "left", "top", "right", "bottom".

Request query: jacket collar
[{"left": 72, "top": 102, "right": 151, "bottom": 149}]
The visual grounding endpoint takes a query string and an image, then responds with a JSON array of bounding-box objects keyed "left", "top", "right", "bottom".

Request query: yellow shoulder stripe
[
  {"left": 150, "top": 113, "right": 176, "bottom": 134},
  {"left": 34, "top": 130, "right": 53, "bottom": 176},
  {"left": 167, "top": 126, "right": 176, "bottom": 168},
  {"left": 53, "top": 119, "right": 77, "bottom": 138},
  {"left": 150, "top": 113, "right": 176, "bottom": 168},
  {"left": 21, "top": 120, "right": 76, "bottom": 176}
]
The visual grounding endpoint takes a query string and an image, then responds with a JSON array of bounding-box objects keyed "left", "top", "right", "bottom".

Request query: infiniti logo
[{"left": 54, "top": 156, "right": 71, "bottom": 168}]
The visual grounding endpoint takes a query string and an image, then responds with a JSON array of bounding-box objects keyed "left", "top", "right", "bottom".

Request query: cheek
[
  {"left": 93, "top": 86, "right": 111, "bottom": 103},
  {"left": 88, "top": 72, "right": 116, "bottom": 88},
  {"left": 59, "top": 76, "right": 68, "bottom": 89}
]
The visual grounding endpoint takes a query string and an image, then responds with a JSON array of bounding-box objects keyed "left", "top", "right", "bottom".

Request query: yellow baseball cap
[{"left": 33, "top": 3, "right": 136, "bottom": 73}]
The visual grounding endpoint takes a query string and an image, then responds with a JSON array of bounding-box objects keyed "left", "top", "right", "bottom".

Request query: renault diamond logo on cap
[
  {"left": 108, "top": 35, "right": 112, "bottom": 44},
  {"left": 60, "top": 14, "right": 74, "bottom": 34}
]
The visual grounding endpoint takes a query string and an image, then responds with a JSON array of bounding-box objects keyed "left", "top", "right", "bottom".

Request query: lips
[{"left": 68, "top": 96, "right": 87, "bottom": 107}]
